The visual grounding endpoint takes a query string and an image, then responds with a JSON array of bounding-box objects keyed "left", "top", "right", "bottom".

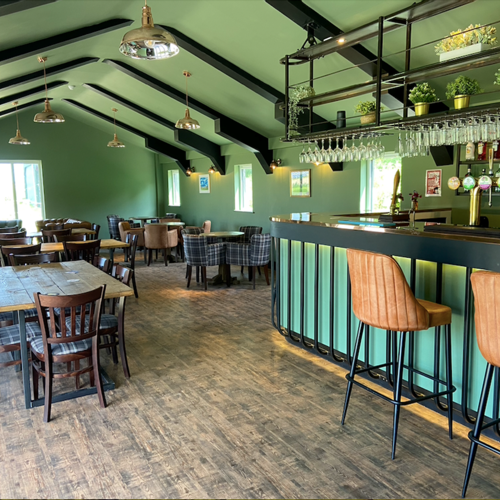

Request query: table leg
[
  {"left": 18, "top": 310, "right": 32, "bottom": 409},
  {"left": 109, "top": 248, "right": 115, "bottom": 267}
]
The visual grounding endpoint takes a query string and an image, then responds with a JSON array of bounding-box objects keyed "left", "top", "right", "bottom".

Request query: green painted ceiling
[{"left": 0, "top": 0, "right": 498, "bottom": 159}]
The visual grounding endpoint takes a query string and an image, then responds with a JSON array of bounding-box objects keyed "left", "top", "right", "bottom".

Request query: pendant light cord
[
  {"left": 185, "top": 74, "right": 189, "bottom": 109},
  {"left": 114, "top": 110, "right": 117, "bottom": 135},
  {"left": 43, "top": 59, "right": 48, "bottom": 101},
  {"left": 15, "top": 104, "right": 20, "bottom": 130}
]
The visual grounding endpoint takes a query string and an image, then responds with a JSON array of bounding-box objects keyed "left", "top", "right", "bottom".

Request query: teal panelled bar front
[{"left": 270, "top": 213, "right": 500, "bottom": 435}]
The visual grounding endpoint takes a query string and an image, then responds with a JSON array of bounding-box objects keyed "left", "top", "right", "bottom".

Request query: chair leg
[
  {"left": 89, "top": 357, "right": 95, "bottom": 387},
  {"left": 341, "top": 321, "right": 365, "bottom": 425},
  {"left": 263, "top": 265, "right": 270, "bottom": 285},
  {"left": 143, "top": 248, "right": 147, "bottom": 265},
  {"left": 187, "top": 265, "right": 192, "bottom": 288},
  {"left": 202, "top": 267, "right": 207, "bottom": 291},
  {"left": 111, "top": 338, "right": 119, "bottom": 365},
  {"left": 196, "top": 266, "right": 200, "bottom": 283},
  {"left": 43, "top": 360, "right": 53, "bottom": 423},
  {"left": 118, "top": 325, "right": 131, "bottom": 379},
  {"left": 252, "top": 266, "right": 256, "bottom": 289},
  {"left": 226, "top": 264, "right": 231, "bottom": 287},
  {"left": 392, "top": 331, "right": 407, "bottom": 460},
  {"left": 445, "top": 323, "right": 453, "bottom": 440},
  {"left": 248, "top": 266, "right": 253, "bottom": 282},
  {"left": 75, "top": 360, "right": 80, "bottom": 389},
  {"left": 241, "top": 265, "right": 244, "bottom": 274},
  {"left": 147, "top": 249, "right": 152, "bottom": 266},
  {"left": 32, "top": 358, "right": 39, "bottom": 401},
  {"left": 92, "top": 337, "right": 107, "bottom": 409},
  {"left": 462, "top": 363, "right": 494, "bottom": 498},
  {"left": 257, "top": 267, "right": 261, "bottom": 276},
  {"left": 132, "top": 271, "right": 139, "bottom": 298}
]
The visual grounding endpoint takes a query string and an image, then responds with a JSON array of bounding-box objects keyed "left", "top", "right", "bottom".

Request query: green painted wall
[{"left": 0, "top": 107, "right": 157, "bottom": 235}]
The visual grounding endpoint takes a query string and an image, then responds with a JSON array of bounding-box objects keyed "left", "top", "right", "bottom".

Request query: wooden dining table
[
  {"left": 0, "top": 260, "right": 134, "bottom": 409},
  {"left": 27, "top": 228, "right": 97, "bottom": 240}
]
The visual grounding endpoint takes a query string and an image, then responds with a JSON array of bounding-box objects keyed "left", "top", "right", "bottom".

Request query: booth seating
[{"left": 35, "top": 218, "right": 92, "bottom": 231}]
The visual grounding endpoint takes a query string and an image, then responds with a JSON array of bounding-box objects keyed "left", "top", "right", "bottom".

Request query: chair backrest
[
  {"left": 42, "top": 228, "right": 71, "bottom": 243},
  {"left": 346, "top": 249, "right": 429, "bottom": 332},
  {"left": 0, "top": 237, "right": 31, "bottom": 246},
  {"left": 91, "top": 223, "right": 100, "bottom": 240},
  {"left": 118, "top": 221, "right": 131, "bottom": 242},
  {"left": 182, "top": 226, "right": 202, "bottom": 236},
  {"left": 0, "top": 226, "right": 19, "bottom": 233},
  {"left": 249, "top": 234, "right": 271, "bottom": 266},
  {"left": 34, "top": 286, "right": 105, "bottom": 354},
  {"left": 240, "top": 226, "right": 262, "bottom": 243},
  {"left": 54, "top": 233, "right": 87, "bottom": 242},
  {"left": 183, "top": 234, "right": 208, "bottom": 266},
  {"left": 471, "top": 271, "right": 500, "bottom": 367},
  {"left": 112, "top": 264, "right": 132, "bottom": 286},
  {"left": 93, "top": 255, "right": 111, "bottom": 274},
  {"left": 159, "top": 218, "right": 181, "bottom": 223},
  {"left": 46, "top": 223, "right": 65, "bottom": 230},
  {"left": 107, "top": 215, "right": 123, "bottom": 239},
  {"left": 63, "top": 240, "right": 101, "bottom": 263},
  {"left": 202, "top": 220, "right": 211, "bottom": 233},
  {"left": 1, "top": 243, "right": 41, "bottom": 266},
  {"left": 11, "top": 252, "right": 58, "bottom": 265},
  {"left": 144, "top": 224, "right": 167, "bottom": 249},
  {"left": 0, "top": 230, "right": 26, "bottom": 238},
  {"left": 125, "top": 233, "right": 138, "bottom": 270}
]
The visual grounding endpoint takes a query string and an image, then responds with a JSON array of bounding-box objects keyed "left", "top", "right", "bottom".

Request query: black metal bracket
[{"left": 0, "top": 81, "right": 67, "bottom": 106}]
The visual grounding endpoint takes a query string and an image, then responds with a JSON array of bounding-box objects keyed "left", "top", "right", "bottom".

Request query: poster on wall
[
  {"left": 290, "top": 169, "right": 311, "bottom": 197},
  {"left": 425, "top": 169, "right": 442, "bottom": 197},
  {"left": 199, "top": 174, "right": 210, "bottom": 194}
]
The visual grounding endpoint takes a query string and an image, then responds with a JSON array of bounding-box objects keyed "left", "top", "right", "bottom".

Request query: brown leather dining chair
[{"left": 144, "top": 224, "right": 178, "bottom": 266}]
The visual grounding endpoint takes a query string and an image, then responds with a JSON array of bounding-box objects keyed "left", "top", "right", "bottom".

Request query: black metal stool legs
[
  {"left": 445, "top": 323, "right": 454, "bottom": 440},
  {"left": 341, "top": 321, "right": 364, "bottom": 425},
  {"left": 392, "top": 331, "right": 406, "bottom": 460},
  {"left": 462, "top": 363, "right": 495, "bottom": 498}
]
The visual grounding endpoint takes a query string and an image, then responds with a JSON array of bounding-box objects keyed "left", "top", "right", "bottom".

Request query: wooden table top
[
  {"left": 129, "top": 216, "right": 160, "bottom": 221},
  {"left": 0, "top": 260, "right": 133, "bottom": 313},
  {"left": 145, "top": 222, "right": 185, "bottom": 226},
  {"left": 1, "top": 239, "right": 129, "bottom": 252},
  {"left": 201, "top": 231, "right": 244, "bottom": 237}
]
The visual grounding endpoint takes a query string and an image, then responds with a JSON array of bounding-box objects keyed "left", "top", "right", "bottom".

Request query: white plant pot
[{"left": 439, "top": 43, "right": 491, "bottom": 62}]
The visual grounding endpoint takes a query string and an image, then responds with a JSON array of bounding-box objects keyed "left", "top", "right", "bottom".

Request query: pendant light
[
  {"left": 107, "top": 108, "right": 125, "bottom": 148},
  {"left": 9, "top": 102, "right": 30, "bottom": 145},
  {"left": 34, "top": 57, "right": 65, "bottom": 123},
  {"left": 119, "top": 0, "right": 179, "bottom": 60},
  {"left": 175, "top": 71, "right": 200, "bottom": 130}
]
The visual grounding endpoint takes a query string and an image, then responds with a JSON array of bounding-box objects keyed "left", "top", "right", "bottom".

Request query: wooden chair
[
  {"left": 32, "top": 286, "right": 107, "bottom": 422},
  {"left": 1, "top": 243, "right": 40, "bottom": 266},
  {"left": 91, "top": 223, "right": 100, "bottom": 240},
  {"left": 0, "top": 226, "right": 19, "bottom": 233},
  {"left": 10, "top": 252, "right": 58, "bottom": 266},
  {"left": 54, "top": 233, "right": 86, "bottom": 242},
  {"left": 119, "top": 233, "right": 139, "bottom": 297},
  {"left": 41, "top": 228, "right": 71, "bottom": 243},
  {"left": 63, "top": 240, "right": 101, "bottom": 263},
  {"left": 0, "top": 230, "right": 27, "bottom": 238},
  {"left": 93, "top": 255, "right": 111, "bottom": 274}
]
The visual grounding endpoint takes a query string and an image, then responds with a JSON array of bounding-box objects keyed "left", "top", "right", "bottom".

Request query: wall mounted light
[
  {"left": 9, "top": 101, "right": 30, "bottom": 145},
  {"left": 34, "top": 56, "right": 65, "bottom": 123},
  {"left": 175, "top": 71, "right": 200, "bottom": 130},
  {"left": 186, "top": 166, "right": 195, "bottom": 176},
  {"left": 270, "top": 159, "right": 282, "bottom": 170},
  {"left": 208, "top": 165, "right": 215, "bottom": 174},
  {"left": 119, "top": 0, "right": 179, "bottom": 60}
]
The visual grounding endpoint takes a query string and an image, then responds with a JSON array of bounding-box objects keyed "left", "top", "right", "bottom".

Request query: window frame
[
  {"left": 167, "top": 169, "right": 181, "bottom": 207},
  {"left": 234, "top": 164, "right": 253, "bottom": 212}
]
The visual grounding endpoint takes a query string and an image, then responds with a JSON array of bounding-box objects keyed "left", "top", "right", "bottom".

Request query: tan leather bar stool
[
  {"left": 342, "top": 249, "right": 455, "bottom": 459},
  {"left": 462, "top": 271, "right": 500, "bottom": 497}
]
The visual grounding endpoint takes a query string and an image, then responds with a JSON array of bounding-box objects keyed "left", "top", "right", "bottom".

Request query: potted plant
[
  {"left": 355, "top": 101, "right": 380, "bottom": 125},
  {"left": 435, "top": 24, "right": 497, "bottom": 62},
  {"left": 288, "top": 85, "right": 315, "bottom": 138},
  {"left": 445, "top": 76, "right": 482, "bottom": 109},
  {"left": 408, "top": 82, "right": 438, "bottom": 116}
]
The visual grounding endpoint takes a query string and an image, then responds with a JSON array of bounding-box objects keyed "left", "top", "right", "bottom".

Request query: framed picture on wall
[
  {"left": 290, "top": 169, "right": 311, "bottom": 197},
  {"left": 425, "top": 169, "right": 442, "bottom": 197},
  {"left": 199, "top": 174, "right": 210, "bottom": 194}
]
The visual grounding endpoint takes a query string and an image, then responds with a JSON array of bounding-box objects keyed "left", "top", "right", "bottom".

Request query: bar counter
[{"left": 270, "top": 212, "right": 500, "bottom": 435}]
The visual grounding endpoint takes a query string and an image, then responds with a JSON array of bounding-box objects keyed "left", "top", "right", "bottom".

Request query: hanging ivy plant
[{"left": 288, "top": 85, "right": 315, "bottom": 137}]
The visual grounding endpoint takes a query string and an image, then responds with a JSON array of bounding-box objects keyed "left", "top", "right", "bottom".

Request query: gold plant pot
[
  {"left": 454, "top": 95, "right": 470, "bottom": 110},
  {"left": 360, "top": 112, "right": 376, "bottom": 125},
  {"left": 414, "top": 102, "right": 430, "bottom": 116}
]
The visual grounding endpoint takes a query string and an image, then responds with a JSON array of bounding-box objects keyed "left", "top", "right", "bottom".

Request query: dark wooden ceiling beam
[
  {"left": 82, "top": 83, "right": 226, "bottom": 174},
  {"left": 0, "top": 0, "right": 58, "bottom": 17},
  {"left": 62, "top": 99, "right": 191, "bottom": 174},
  {"left": 0, "top": 97, "right": 51, "bottom": 118},
  {"left": 102, "top": 59, "right": 274, "bottom": 174},
  {"left": 0, "top": 57, "right": 98, "bottom": 92},
  {"left": 0, "top": 19, "right": 133, "bottom": 66},
  {"left": 0, "top": 80, "right": 67, "bottom": 106}
]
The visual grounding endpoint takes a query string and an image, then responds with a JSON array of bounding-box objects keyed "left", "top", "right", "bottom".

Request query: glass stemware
[
  {"left": 326, "top": 138, "right": 334, "bottom": 162},
  {"left": 342, "top": 135, "right": 351, "bottom": 161},
  {"left": 333, "top": 137, "right": 342, "bottom": 162},
  {"left": 350, "top": 135, "right": 358, "bottom": 161},
  {"left": 299, "top": 145, "right": 306, "bottom": 163}
]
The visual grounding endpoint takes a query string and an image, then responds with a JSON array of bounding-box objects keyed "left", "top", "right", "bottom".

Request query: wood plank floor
[{"left": 1, "top": 254, "right": 500, "bottom": 499}]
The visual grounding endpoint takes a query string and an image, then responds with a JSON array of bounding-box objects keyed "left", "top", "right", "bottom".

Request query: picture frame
[
  {"left": 290, "top": 169, "right": 311, "bottom": 197},
  {"left": 425, "top": 169, "right": 442, "bottom": 197},
  {"left": 199, "top": 174, "right": 210, "bottom": 194}
]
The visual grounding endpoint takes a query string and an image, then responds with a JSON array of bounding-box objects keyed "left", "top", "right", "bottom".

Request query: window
[
  {"left": 361, "top": 155, "right": 402, "bottom": 213},
  {"left": 168, "top": 169, "right": 180, "bottom": 206},
  {"left": 234, "top": 164, "right": 253, "bottom": 212},
  {"left": 0, "top": 161, "right": 44, "bottom": 231}
]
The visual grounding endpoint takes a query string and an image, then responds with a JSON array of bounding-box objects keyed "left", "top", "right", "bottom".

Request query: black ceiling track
[
  {"left": 0, "top": 0, "right": 57, "bottom": 17},
  {"left": 0, "top": 97, "right": 51, "bottom": 118},
  {"left": 82, "top": 83, "right": 225, "bottom": 174},
  {"left": 0, "top": 57, "right": 98, "bottom": 93},
  {"left": 102, "top": 59, "right": 275, "bottom": 174},
  {"left": 0, "top": 80, "right": 67, "bottom": 106},
  {"left": 0, "top": 19, "right": 133, "bottom": 66},
  {"left": 62, "top": 99, "right": 191, "bottom": 174}
]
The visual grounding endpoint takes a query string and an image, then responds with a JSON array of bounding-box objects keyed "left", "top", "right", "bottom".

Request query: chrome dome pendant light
[
  {"left": 175, "top": 71, "right": 200, "bottom": 130},
  {"left": 34, "top": 56, "right": 65, "bottom": 123},
  {"left": 119, "top": 0, "right": 179, "bottom": 60},
  {"left": 107, "top": 108, "right": 125, "bottom": 148},
  {"left": 9, "top": 102, "right": 30, "bottom": 145}
]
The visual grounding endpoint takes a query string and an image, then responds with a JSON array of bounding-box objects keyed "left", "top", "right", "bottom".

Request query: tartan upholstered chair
[
  {"left": 226, "top": 234, "right": 271, "bottom": 289},
  {"left": 183, "top": 234, "right": 228, "bottom": 290},
  {"left": 107, "top": 215, "right": 123, "bottom": 240},
  {"left": 238, "top": 226, "right": 263, "bottom": 274}
]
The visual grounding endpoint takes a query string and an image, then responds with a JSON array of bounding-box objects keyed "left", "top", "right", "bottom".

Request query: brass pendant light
[
  {"left": 107, "top": 108, "right": 125, "bottom": 148},
  {"left": 34, "top": 57, "right": 65, "bottom": 123},
  {"left": 9, "top": 102, "right": 30, "bottom": 145},
  {"left": 175, "top": 71, "right": 200, "bottom": 130},
  {"left": 119, "top": 0, "right": 179, "bottom": 60}
]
